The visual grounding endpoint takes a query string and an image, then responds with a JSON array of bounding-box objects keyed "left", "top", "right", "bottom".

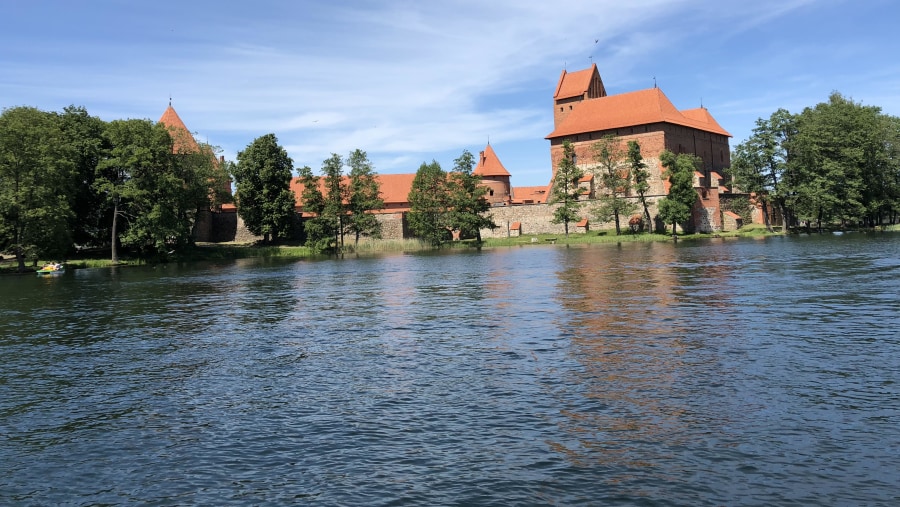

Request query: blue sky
[{"left": 2, "top": 0, "right": 898, "bottom": 187}]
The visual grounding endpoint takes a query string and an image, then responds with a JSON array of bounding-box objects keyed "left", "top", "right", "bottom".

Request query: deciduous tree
[
  {"left": 658, "top": 150, "right": 699, "bottom": 235},
  {"left": 232, "top": 134, "right": 296, "bottom": 244},
  {"left": 0, "top": 107, "right": 75, "bottom": 271},
  {"left": 728, "top": 109, "right": 796, "bottom": 232}
]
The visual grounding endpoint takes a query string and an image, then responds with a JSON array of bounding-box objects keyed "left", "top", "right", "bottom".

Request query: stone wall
[
  {"left": 204, "top": 191, "right": 729, "bottom": 243},
  {"left": 480, "top": 196, "right": 670, "bottom": 238},
  {"left": 192, "top": 210, "right": 214, "bottom": 242},
  {"left": 375, "top": 212, "right": 408, "bottom": 240}
]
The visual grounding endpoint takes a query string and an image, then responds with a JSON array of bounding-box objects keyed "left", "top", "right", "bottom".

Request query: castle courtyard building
[{"left": 545, "top": 64, "right": 733, "bottom": 232}]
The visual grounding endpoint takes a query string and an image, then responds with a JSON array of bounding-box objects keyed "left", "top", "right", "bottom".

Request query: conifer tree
[
  {"left": 549, "top": 140, "right": 584, "bottom": 237},
  {"left": 347, "top": 149, "right": 384, "bottom": 247},
  {"left": 408, "top": 160, "right": 450, "bottom": 247},
  {"left": 591, "top": 135, "right": 637, "bottom": 235},
  {"left": 627, "top": 140, "right": 653, "bottom": 233},
  {"left": 448, "top": 149, "right": 495, "bottom": 243}
]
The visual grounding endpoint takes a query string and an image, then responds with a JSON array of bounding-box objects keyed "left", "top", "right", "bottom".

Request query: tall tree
[
  {"left": 98, "top": 119, "right": 201, "bottom": 259},
  {"left": 728, "top": 109, "right": 796, "bottom": 232},
  {"left": 232, "top": 134, "right": 296, "bottom": 244},
  {"left": 448, "top": 149, "right": 495, "bottom": 243},
  {"left": 0, "top": 107, "right": 75, "bottom": 271},
  {"left": 658, "top": 150, "right": 699, "bottom": 235},
  {"left": 591, "top": 135, "right": 637, "bottom": 235},
  {"left": 321, "top": 153, "right": 348, "bottom": 252},
  {"left": 789, "top": 92, "right": 894, "bottom": 229},
  {"left": 347, "top": 149, "right": 384, "bottom": 247},
  {"left": 297, "top": 164, "right": 328, "bottom": 250},
  {"left": 549, "top": 140, "right": 584, "bottom": 237},
  {"left": 58, "top": 105, "right": 108, "bottom": 248},
  {"left": 408, "top": 160, "right": 450, "bottom": 247},
  {"left": 627, "top": 140, "right": 653, "bottom": 233}
]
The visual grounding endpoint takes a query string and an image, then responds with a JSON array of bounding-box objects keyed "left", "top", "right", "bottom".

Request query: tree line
[
  {"left": 0, "top": 105, "right": 497, "bottom": 269},
  {"left": 0, "top": 105, "right": 230, "bottom": 272},
  {"left": 729, "top": 92, "right": 900, "bottom": 231},
  {"left": 230, "top": 135, "right": 496, "bottom": 252}
]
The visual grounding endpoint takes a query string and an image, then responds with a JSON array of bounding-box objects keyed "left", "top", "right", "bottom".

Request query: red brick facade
[{"left": 545, "top": 65, "right": 732, "bottom": 232}]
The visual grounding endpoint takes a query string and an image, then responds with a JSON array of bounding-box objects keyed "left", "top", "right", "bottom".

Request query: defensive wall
[{"left": 195, "top": 191, "right": 752, "bottom": 244}]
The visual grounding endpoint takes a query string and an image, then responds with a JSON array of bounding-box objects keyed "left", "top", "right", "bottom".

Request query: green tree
[
  {"left": 549, "top": 140, "right": 584, "bottom": 237},
  {"left": 321, "top": 153, "right": 348, "bottom": 252},
  {"left": 789, "top": 92, "right": 895, "bottom": 229},
  {"left": 591, "top": 135, "right": 637, "bottom": 235},
  {"left": 658, "top": 150, "right": 699, "bottom": 235},
  {"left": 232, "top": 134, "right": 296, "bottom": 244},
  {"left": 297, "top": 164, "right": 328, "bottom": 250},
  {"left": 98, "top": 119, "right": 201, "bottom": 259},
  {"left": 58, "top": 106, "right": 108, "bottom": 248},
  {"left": 448, "top": 149, "right": 495, "bottom": 243},
  {"left": 627, "top": 140, "right": 653, "bottom": 232},
  {"left": 347, "top": 149, "right": 384, "bottom": 247},
  {"left": 408, "top": 160, "right": 450, "bottom": 247},
  {"left": 728, "top": 109, "right": 796, "bottom": 232},
  {"left": 0, "top": 107, "right": 75, "bottom": 271}
]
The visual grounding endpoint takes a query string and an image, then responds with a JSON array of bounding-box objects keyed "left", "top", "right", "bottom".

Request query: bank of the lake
[{"left": 3, "top": 224, "right": 786, "bottom": 275}]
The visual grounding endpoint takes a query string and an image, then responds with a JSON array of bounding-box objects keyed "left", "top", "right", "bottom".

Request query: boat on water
[{"left": 36, "top": 263, "right": 65, "bottom": 275}]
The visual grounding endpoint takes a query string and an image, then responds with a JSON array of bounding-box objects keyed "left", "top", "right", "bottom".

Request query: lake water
[{"left": 2, "top": 233, "right": 899, "bottom": 506}]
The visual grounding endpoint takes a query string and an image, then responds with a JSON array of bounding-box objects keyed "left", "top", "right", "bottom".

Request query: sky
[{"left": 2, "top": 0, "right": 899, "bottom": 187}]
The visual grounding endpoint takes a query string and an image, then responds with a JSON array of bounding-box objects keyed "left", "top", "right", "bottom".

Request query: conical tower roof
[
  {"left": 158, "top": 103, "right": 200, "bottom": 153},
  {"left": 473, "top": 144, "right": 511, "bottom": 177}
]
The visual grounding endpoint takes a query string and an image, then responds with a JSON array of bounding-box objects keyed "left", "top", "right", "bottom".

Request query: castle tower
[
  {"left": 473, "top": 143, "right": 512, "bottom": 206},
  {"left": 553, "top": 63, "right": 607, "bottom": 128},
  {"left": 158, "top": 102, "right": 200, "bottom": 154}
]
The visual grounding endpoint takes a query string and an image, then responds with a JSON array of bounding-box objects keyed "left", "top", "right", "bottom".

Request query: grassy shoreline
[{"left": 5, "top": 223, "right": 897, "bottom": 274}]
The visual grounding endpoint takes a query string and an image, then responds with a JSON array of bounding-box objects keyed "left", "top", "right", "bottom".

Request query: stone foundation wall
[
  {"left": 376, "top": 212, "right": 407, "bottom": 240},
  {"left": 479, "top": 196, "right": 670, "bottom": 238},
  {"left": 204, "top": 191, "right": 728, "bottom": 243}
]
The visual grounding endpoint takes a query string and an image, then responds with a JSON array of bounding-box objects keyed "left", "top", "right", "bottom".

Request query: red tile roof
[
  {"left": 546, "top": 87, "right": 731, "bottom": 139},
  {"left": 554, "top": 64, "right": 599, "bottom": 100},
  {"left": 511, "top": 185, "right": 550, "bottom": 204},
  {"left": 158, "top": 104, "right": 200, "bottom": 153},
  {"left": 289, "top": 173, "right": 417, "bottom": 213},
  {"left": 681, "top": 108, "right": 730, "bottom": 137},
  {"left": 474, "top": 144, "right": 511, "bottom": 177}
]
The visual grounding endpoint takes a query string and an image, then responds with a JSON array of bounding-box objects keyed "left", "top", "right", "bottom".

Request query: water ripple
[{"left": 1, "top": 235, "right": 899, "bottom": 505}]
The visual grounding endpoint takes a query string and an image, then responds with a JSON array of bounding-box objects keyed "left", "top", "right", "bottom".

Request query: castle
[{"left": 174, "top": 65, "right": 749, "bottom": 243}]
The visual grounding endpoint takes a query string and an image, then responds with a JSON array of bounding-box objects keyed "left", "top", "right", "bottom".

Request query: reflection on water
[{"left": 1, "top": 234, "right": 899, "bottom": 505}]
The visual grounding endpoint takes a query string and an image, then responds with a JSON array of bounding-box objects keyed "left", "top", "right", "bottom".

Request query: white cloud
[{"left": 3, "top": 0, "right": 894, "bottom": 184}]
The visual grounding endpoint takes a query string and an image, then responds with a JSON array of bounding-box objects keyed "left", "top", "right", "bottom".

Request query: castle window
[
  {"left": 559, "top": 107, "right": 563, "bottom": 112},
  {"left": 489, "top": 189, "right": 494, "bottom": 196}
]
